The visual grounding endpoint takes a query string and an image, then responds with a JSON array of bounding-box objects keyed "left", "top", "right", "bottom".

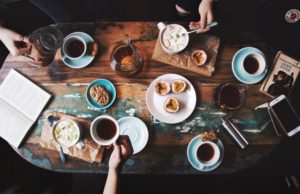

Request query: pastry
[
  {"left": 201, "top": 131, "right": 218, "bottom": 142},
  {"left": 164, "top": 97, "right": 180, "bottom": 113},
  {"left": 89, "top": 85, "right": 110, "bottom": 106},
  {"left": 171, "top": 79, "right": 186, "bottom": 93},
  {"left": 191, "top": 50, "right": 207, "bottom": 66},
  {"left": 155, "top": 80, "right": 170, "bottom": 96}
]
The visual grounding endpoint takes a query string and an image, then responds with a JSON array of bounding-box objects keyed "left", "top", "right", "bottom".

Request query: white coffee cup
[
  {"left": 241, "top": 52, "right": 266, "bottom": 77},
  {"left": 196, "top": 141, "right": 220, "bottom": 169},
  {"left": 62, "top": 35, "right": 87, "bottom": 60},
  {"left": 90, "top": 115, "right": 120, "bottom": 146},
  {"left": 52, "top": 118, "right": 85, "bottom": 149}
]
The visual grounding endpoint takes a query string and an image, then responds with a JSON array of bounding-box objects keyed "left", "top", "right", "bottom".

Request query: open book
[{"left": 0, "top": 69, "right": 51, "bottom": 148}]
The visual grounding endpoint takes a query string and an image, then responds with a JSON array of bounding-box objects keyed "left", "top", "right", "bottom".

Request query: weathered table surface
[{"left": 0, "top": 22, "right": 280, "bottom": 174}]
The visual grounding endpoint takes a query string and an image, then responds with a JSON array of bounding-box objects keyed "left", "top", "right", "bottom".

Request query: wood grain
[{"left": 0, "top": 22, "right": 279, "bottom": 174}]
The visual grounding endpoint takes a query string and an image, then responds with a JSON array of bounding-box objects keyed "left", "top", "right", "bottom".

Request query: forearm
[{"left": 103, "top": 168, "right": 120, "bottom": 194}]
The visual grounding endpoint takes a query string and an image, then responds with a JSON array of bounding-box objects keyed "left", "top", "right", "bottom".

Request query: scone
[
  {"left": 164, "top": 97, "right": 180, "bottom": 113},
  {"left": 155, "top": 80, "right": 170, "bottom": 96},
  {"left": 171, "top": 79, "right": 186, "bottom": 93},
  {"left": 89, "top": 85, "right": 110, "bottom": 106}
]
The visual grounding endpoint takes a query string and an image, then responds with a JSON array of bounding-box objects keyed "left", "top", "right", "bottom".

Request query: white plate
[
  {"left": 146, "top": 74, "right": 197, "bottom": 124},
  {"left": 117, "top": 117, "right": 149, "bottom": 154},
  {"left": 187, "top": 134, "right": 224, "bottom": 172}
]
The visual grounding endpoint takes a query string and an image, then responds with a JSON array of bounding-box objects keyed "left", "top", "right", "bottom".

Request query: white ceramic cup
[
  {"left": 62, "top": 35, "right": 87, "bottom": 60},
  {"left": 157, "top": 22, "right": 189, "bottom": 55},
  {"left": 241, "top": 52, "right": 266, "bottom": 77},
  {"left": 90, "top": 115, "right": 120, "bottom": 146},
  {"left": 52, "top": 119, "right": 85, "bottom": 149},
  {"left": 196, "top": 141, "right": 220, "bottom": 169}
]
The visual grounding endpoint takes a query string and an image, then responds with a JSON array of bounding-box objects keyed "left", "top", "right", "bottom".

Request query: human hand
[
  {"left": 108, "top": 135, "right": 133, "bottom": 171},
  {"left": 189, "top": 0, "right": 214, "bottom": 33},
  {"left": 0, "top": 27, "right": 31, "bottom": 56}
]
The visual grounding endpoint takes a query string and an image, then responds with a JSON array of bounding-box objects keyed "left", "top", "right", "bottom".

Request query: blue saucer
[
  {"left": 232, "top": 47, "right": 268, "bottom": 84},
  {"left": 86, "top": 79, "right": 117, "bottom": 110},
  {"left": 187, "top": 135, "right": 224, "bottom": 172},
  {"left": 61, "top": 32, "right": 95, "bottom": 69}
]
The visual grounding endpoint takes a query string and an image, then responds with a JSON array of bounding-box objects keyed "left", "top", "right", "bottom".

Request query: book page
[
  {"left": 0, "top": 98, "right": 33, "bottom": 148},
  {"left": 0, "top": 69, "right": 51, "bottom": 121}
]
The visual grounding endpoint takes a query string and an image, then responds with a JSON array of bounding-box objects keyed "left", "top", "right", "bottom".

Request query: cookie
[{"left": 89, "top": 85, "right": 110, "bottom": 106}]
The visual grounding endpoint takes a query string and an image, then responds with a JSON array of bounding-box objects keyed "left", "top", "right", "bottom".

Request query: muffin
[
  {"left": 89, "top": 85, "right": 110, "bottom": 106},
  {"left": 171, "top": 79, "right": 186, "bottom": 93},
  {"left": 155, "top": 80, "right": 171, "bottom": 96},
  {"left": 164, "top": 97, "right": 180, "bottom": 113}
]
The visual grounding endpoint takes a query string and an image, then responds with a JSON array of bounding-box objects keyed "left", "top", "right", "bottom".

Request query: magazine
[{"left": 260, "top": 51, "right": 300, "bottom": 98}]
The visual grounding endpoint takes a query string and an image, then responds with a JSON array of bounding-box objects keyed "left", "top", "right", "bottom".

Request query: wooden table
[{"left": 0, "top": 22, "right": 280, "bottom": 174}]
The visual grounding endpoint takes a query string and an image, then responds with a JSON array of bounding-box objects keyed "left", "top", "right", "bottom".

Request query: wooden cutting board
[
  {"left": 152, "top": 33, "right": 220, "bottom": 77},
  {"left": 40, "top": 111, "right": 104, "bottom": 163}
]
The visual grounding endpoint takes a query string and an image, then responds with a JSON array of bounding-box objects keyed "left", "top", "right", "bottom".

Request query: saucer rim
[
  {"left": 117, "top": 116, "right": 149, "bottom": 154},
  {"left": 232, "top": 47, "right": 268, "bottom": 84},
  {"left": 61, "top": 31, "right": 95, "bottom": 69},
  {"left": 187, "top": 134, "right": 224, "bottom": 172}
]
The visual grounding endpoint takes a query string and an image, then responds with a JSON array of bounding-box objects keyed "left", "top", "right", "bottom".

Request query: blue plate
[
  {"left": 61, "top": 32, "right": 95, "bottom": 69},
  {"left": 187, "top": 135, "right": 224, "bottom": 172},
  {"left": 232, "top": 47, "right": 268, "bottom": 84},
  {"left": 86, "top": 79, "right": 116, "bottom": 110}
]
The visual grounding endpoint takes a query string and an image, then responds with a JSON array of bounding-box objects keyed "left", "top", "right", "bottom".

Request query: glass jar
[
  {"left": 110, "top": 39, "right": 144, "bottom": 77},
  {"left": 213, "top": 83, "right": 247, "bottom": 111},
  {"left": 27, "top": 26, "right": 63, "bottom": 67}
]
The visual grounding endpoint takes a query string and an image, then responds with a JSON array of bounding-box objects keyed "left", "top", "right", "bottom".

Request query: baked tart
[
  {"left": 164, "top": 97, "right": 180, "bottom": 113},
  {"left": 191, "top": 50, "right": 207, "bottom": 66},
  {"left": 171, "top": 79, "right": 186, "bottom": 93},
  {"left": 155, "top": 80, "right": 170, "bottom": 96}
]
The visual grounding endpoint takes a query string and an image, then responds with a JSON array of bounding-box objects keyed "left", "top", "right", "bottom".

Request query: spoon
[
  {"left": 183, "top": 21, "right": 218, "bottom": 36},
  {"left": 47, "top": 115, "right": 66, "bottom": 163}
]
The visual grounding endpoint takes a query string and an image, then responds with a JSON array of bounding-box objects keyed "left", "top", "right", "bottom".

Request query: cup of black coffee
[
  {"left": 242, "top": 53, "right": 266, "bottom": 77},
  {"left": 62, "top": 35, "right": 87, "bottom": 60},
  {"left": 196, "top": 141, "right": 220, "bottom": 167},
  {"left": 90, "top": 115, "right": 120, "bottom": 146}
]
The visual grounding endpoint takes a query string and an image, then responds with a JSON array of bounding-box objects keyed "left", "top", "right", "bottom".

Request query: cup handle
[
  {"left": 157, "top": 22, "right": 166, "bottom": 31},
  {"left": 75, "top": 140, "right": 85, "bottom": 150}
]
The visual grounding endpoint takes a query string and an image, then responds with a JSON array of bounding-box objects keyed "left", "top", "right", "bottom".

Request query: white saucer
[
  {"left": 61, "top": 32, "right": 95, "bottom": 69},
  {"left": 232, "top": 47, "right": 268, "bottom": 84},
  {"left": 146, "top": 74, "right": 197, "bottom": 124},
  {"left": 117, "top": 117, "right": 149, "bottom": 154},
  {"left": 187, "top": 134, "right": 224, "bottom": 172}
]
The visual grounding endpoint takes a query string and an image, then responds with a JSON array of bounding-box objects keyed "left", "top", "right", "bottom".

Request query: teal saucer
[
  {"left": 232, "top": 47, "right": 268, "bottom": 84},
  {"left": 187, "top": 135, "right": 224, "bottom": 172},
  {"left": 61, "top": 32, "right": 95, "bottom": 69},
  {"left": 86, "top": 79, "right": 117, "bottom": 110}
]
